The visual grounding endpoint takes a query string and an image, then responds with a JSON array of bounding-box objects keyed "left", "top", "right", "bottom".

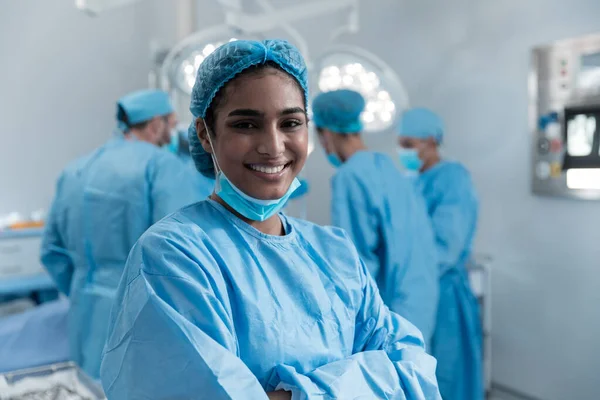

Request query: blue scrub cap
[
  {"left": 398, "top": 107, "right": 444, "bottom": 144},
  {"left": 311, "top": 89, "right": 365, "bottom": 134},
  {"left": 188, "top": 39, "right": 309, "bottom": 178},
  {"left": 116, "top": 89, "right": 174, "bottom": 132}
]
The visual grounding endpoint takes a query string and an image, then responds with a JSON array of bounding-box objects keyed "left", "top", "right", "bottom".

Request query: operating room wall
[
  {"left": 285, "top": 1, "right": 600, "bottom": 399},
  {"left": 0, "top": 0, "right": 184, "bottom": 216}
]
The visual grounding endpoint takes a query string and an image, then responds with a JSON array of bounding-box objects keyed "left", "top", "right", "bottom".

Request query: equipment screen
[
  {"left": 578, "top": 52, "right": 600, "bottom": 89},
  {"left": 566, "top": 113, "right": 596, "bottom": 156}
]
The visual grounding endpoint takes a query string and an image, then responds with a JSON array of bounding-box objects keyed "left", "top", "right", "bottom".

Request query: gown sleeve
[
  {"left": 272, "top": 255, "right": 442, "bottom": 400},
  {"left": 40, "top": 173, "right": 74, "bottom": 295},
  {"left": 386, "top": 195, "right": 439, "bottom": 349},
  {"left": 429, "top": 167, "right": 478, "bottom": 275},
  {"left": 100, "top": 228, "right": 269, "bottom": 400},
  {"left": 330, "top": 171, "right": 379, "bottom": 266}
]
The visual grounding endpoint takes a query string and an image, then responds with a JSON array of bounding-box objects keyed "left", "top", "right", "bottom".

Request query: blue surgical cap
[
  {"left": 398, "top": 107, "right": 444, "bottom": 144},
  {"left": 188, "top": 39, "right": 309, "bottom": 177},
  {"left": 116, "top": 89, "right": 174, "bottom": 132},
  {"left": 312, "top": 89, "right": 365, "bottom": 134}
]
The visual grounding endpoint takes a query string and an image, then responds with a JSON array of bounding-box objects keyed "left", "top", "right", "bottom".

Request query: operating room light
[
  {"left": 315, "top": 47, "right": 408, "bottom": 133},
  {"left": 173, "top": 38, "right": 239, "bottom": 95},
  {"left": 318, "top": 62, "right": 395, "bottom": 131},
  {"left": 362, "top": 111, "right": 375, "bottom": 123},
  {"left": 380, "top": 111, "right": 392, "bottom": 122}
]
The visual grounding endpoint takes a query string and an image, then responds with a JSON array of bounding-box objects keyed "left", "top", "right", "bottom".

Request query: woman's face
[{"left": 199, "top": 68, "right": 308, "bottom": 200}]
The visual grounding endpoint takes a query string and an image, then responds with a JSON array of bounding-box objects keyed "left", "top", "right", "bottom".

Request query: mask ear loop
[{"left": 202, "top": 120, "right": 223, "bottom": 191}]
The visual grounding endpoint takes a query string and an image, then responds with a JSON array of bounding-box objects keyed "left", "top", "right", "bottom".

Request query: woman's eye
[
  {"left": 282, "top": 120, "right": 302, "bottom": 129},
  {"left": 233, "top": 121, "right": 256, "bottom": 129}
]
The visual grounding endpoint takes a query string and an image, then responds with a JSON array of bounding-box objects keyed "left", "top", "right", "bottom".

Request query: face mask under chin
[{"left": 203, "top": 121, "right": 300, "bottom": 222}]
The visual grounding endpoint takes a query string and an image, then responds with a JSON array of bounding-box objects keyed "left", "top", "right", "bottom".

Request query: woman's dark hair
[{"left": 203, "top": 61, "right": 307, "bottom": 135}]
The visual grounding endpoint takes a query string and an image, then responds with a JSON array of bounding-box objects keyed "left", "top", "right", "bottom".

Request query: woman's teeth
[{"left": 249, "top": 164, "right": 286, "bottom": 174}]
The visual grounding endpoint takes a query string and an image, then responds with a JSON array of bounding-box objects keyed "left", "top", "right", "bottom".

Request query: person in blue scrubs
[
  {"left": 100, "top": 40, "right": 442, "bottom": 400},
  {"left": 398, "top": 107, "right": 483, "bottom": 400},
  {"left": 40, "top": 89, "right": 206, "bottom": 379},
  {"left": 167, "top": 126, "right": 215, "bottom": 198},
  {"left": 312, "top": 89, "right": 439, "bottom": 349}
]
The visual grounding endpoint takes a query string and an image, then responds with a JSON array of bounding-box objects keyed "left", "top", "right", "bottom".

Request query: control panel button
[
  {"left": 538, "top": 138, "right": 550, "bottom": 154},
  {"left": 550, "top": 139, "right": 562, "bottom": 153},
  {"left": 550, "top": 162, "right": 562, "bottom": 178},
  {"left": 536, "top": 161, "right": 551, "bottom": 180},
  {"left": 545, "top": 122, "right": 561, "bottom": 139},
  {"left": 538, "top": 112, "right": 559, "bottom": 130}
]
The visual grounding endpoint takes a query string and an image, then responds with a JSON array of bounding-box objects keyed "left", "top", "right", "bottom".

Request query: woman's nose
[{"left": 256, "top": 125, "right": 285, "bottom": 156}]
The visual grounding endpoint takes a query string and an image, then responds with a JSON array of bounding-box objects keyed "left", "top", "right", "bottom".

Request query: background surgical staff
[
  {"left": 167, "top": 127, "right": 215, "bottom": 198},
  {"left": 40, "top": 89, "right": 208, "bottom": 379},
  {"left": 312, "top": 89, "right": 439, "bottom": 348},
  {"left": 398, "top": 107, "right": 483, "bottom": 400},
  {"left": 100, "top": 39, "right": 442, "bottom": 400}
]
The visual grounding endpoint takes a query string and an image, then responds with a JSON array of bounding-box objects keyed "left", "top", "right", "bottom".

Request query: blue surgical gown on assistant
[
  {"left": 331, "top": 151, "right": 438, "bottom": 348},
  {"left": 40, "top": 137, "right": 209, "bottom": 379},
  {"left": 177, "top": 150, "right": 215, "bottom": 198},
  {"left": 100, "top": 199, "right": 442, "bottom": 399},
  {"left": 418, "top": 161, "right": 483, "bottom": 400}
]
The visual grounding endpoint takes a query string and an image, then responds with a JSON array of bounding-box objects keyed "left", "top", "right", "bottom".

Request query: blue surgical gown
[
  {"left": 331, "top": 151, "right": 439, "bottom": 348},
  {"left": 177, "top": 150, "right": 215, "bottom": 198},
  {"left": 418, "top": 161, "right": 483, "bottom": 400},
  {"left": 40, "top": 137, "right": 208, "bottom": 379},
  {"left": 100, "top": 199, "right": 442, "bottom": 399}
]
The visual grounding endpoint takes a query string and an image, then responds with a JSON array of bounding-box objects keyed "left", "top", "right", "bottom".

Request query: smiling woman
[
  {"left": 99, "top": 39, "right": 442, "bottom": 400},
  {"left": 195, "top": 61, "right": 309, "bottom": 226}
]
